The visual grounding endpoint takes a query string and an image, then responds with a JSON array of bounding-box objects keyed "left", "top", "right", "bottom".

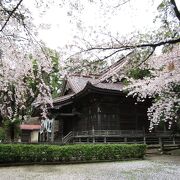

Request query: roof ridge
[
  {"left": 68, "top": 73, "right": 100, "bottom": 79},
  {"left": 97, "top": 51, "right": 133, "bottom": 82}
]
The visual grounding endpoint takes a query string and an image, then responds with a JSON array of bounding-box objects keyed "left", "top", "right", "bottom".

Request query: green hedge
[{"left": 0, "top": 144, "right": 146, "bottom": 163}]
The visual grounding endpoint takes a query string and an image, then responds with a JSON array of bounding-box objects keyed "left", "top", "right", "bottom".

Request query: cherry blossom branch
[
  {"left": 170, "top": 0, "right": 180, "bottom": 21},
  {"left": 0, "top": 0, "right": 24, "bottom": 32},
  {"left": 78, "top": 37, "right": 179, "bottom": 61},
  {"left": 137, "top": 47, "right": 156, "bottom": 67},
  {"left": 84, "top": 37, "right": 180, "bottom": 52},
  {"left": 98, "top": 49, "right": 124, "bottom": 61},
  {"left": 114, "top": 0, "right": 130, "bottom": 8}
]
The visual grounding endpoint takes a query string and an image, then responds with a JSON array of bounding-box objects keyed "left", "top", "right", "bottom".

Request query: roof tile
[{"left": 20, "top": 124, "right": 40, "bottom": 130}]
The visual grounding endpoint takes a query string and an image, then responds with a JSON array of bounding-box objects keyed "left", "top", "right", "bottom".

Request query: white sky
[{"left": 24, "top": 0, "right": 180, "bottom": 50}]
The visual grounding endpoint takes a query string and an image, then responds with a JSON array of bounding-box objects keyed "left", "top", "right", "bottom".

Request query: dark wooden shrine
[
  {"left": 47, "top": 57, "right": 180, "bottom": 144},
  {"left": 52, "top": 79, "right": 151, "bottom": 143}
]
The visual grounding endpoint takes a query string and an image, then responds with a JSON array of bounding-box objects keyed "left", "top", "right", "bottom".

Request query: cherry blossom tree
[
  {"left": 59, "top": 0, "right": 179, "bottom": 60},
  {"left": 120, "top": 0, "right": 179, "bottom": 130},
  {"left": 61, "top": 0, "right": 180, "bottom": 130},
  {"left": 0, "top": 0, "right": 179, "bottom": 135},
  {"left": 0, "top": 47, "right": 62, "bottom": 141},
  {"left": 125, "top": 46, "right": 180, "bottom": 130},
  {"left": 0, "top": 0, "right": 62, "bottom": 140}
]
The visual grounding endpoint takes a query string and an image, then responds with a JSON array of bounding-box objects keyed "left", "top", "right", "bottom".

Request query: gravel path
[{"left": 0, "top": 155, "right": 180, "bottom": 180}]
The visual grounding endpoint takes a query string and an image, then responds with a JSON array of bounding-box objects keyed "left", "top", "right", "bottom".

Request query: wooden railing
[
  {"left": 145, "top": 131, "right": 172, "bottom": 137},
  {"left": 62, "top": 130, "right": 180, "bottom": 144},
  {"left": 74, "top": 130, "right": 144, "bottom": 137},
  {"left": 73, "top": 130, "right": 174, "bottom": 137}
]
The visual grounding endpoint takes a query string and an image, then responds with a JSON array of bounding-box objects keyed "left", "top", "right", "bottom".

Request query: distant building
[
  {"left": 20, "top": 124, "right": 40, "bottom": 143},
  {"left": 20, "top": 117, "right": 40, "bottom": 143}
]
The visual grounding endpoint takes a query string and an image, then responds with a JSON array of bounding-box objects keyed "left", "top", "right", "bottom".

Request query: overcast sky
[{"left": 25, "top": 0, "right": 180, "bottom": 50}]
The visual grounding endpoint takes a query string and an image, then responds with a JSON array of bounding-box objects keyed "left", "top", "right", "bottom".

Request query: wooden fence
[{"left": 62, "top": 130, "right": 180, "bottom": 145}]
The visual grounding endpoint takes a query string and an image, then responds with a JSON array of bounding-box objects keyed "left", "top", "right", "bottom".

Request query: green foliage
[
  {"left": 3, "top": 118, "right": 21, "bottom": 142},
  {"left": 128, "top": 68, "right": 151, "bottom": 80},
  {"left": 157, "top": 1, "right": 165, "bottom": 9},
  {"left": 29, "top": 50, "right": 62, "bottom": 99},
  {"left": 48, "top": 50, "right": 63, "bottom": 98},
  {"left": 171, "top": 84, "right": 180, "bottom": 94},
  {"left": 121, "top": 78, "right": 130, "bottom": 86},
  {"left": 0, "top": 128, "right": 5, "bottom": 142},
  {"left": 0, "top": 144, "right": 146, "bottom": 163}
]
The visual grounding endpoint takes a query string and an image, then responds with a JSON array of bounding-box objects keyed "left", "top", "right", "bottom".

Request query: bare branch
[
  {"left": 84, "top": 37, "right": 180, "bottom": 52},
  {"left": 114, "top": 0, "right": 130, "bottom": 8},
  {"left": 0, "top": 0, "right": 24, "bottom": 32},
  {"left": 98, "top": 49, "right": 124, "bottom": 61},
  {"left": 136, "top": 47, "right": 156, "bottom": 67},
  {"left": 170, "top": 0, "right": 180, "bottom": 21}
]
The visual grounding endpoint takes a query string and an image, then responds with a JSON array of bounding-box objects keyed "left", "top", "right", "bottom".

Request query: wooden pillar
[
  {"left": 47, "top": 131, "right": 49, "bottom": 142},
  {"left": 97, "top": 106, "right": 101, "bottom": 130},
  {"left": 51, "top": 118, "right": 55, "bottom": 142},
  {"left": 92, "top": 125, "right": 95, "bottom": 143},
  {"left": 143, "top": 137, "right": 146, "bottom": 144},
  {"left": 159, "top": 137, "right": 164, "bottom": 152},
  {"left": 39, "top": 133, "right": 42, "bottom": 142},
  {"left": 58, "top": 118, "right": 64, "bottom": 142},
  {"left": 43, "top": 130, "right": 45, "bottom": 142},
  {"left": 135, "top": 105, "right": 138, "bottom": 130},
  {"left": 124, "top": 137, "right": 127, "bottom": 142},
  {"left": 173, "top": 137, "right": 176, "bottom": 145}
]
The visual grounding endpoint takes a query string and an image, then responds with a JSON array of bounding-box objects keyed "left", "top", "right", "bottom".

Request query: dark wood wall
[{"left": 69, "top": 93, "right": 150, "bottom": 132}]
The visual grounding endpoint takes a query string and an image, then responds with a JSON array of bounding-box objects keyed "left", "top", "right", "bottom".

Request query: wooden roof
[
  {"left": 20, "top": 124, "right": 40, "bottom": 131},
  {"left": 53, "top": 53, "right": 134, "bottom": 106},
  {"left": 53, "top": 75, "right": 124, "bottom": 107},
  {"left": 54, "top": 45, "right": 180, "bottom": 106},
  {"left": 67, "top": 75, "right": 99, "bottom": 93},
  {"left": 98, "top": 52, "right": 133, "bottom": 82}
]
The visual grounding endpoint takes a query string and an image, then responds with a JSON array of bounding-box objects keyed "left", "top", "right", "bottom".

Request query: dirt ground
[
  {"left": 146, "top": 153, "right": 180, "bottom": 161},
  {"left": 0, "top": 155, "right": 179, "bottom": 180}
]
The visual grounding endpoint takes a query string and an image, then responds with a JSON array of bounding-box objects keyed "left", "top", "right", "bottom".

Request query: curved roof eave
[{"left": 53, "top": 81, "right": 123, "bottom": 109}]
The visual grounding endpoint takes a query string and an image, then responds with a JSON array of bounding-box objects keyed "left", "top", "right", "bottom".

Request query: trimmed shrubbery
[{"left": 0, "top": 144, "right": 146, "bottom": 164}]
